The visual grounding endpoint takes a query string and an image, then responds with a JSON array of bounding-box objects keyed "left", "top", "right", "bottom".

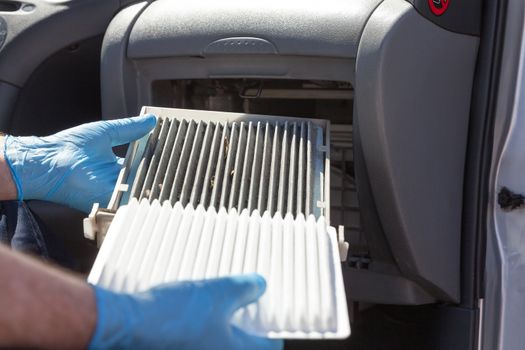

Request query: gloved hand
[
  {"left": 3, "top": 115, "right": 156, "bottom": 213},
  {"left": 89, "top": 274, "right": 283, "bottom": 350}
]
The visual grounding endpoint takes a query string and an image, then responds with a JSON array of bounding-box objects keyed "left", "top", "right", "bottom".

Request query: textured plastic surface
[
  {"left": 0, "top": 0, "right": 119, "bottom": 87},
  {"left": 100, "top": 0, "right": 362, "bottom": 117},
  {"left": 355, "top": 0, "right": 479, "bottom": 302},
  {"left": 89, "top": 199, "right": 350, "bottom": 339},
  {"left": 408, "top": 0, "right": 481, "bottom": 36},
  {"left": 100, "top": 1, "right": 148, "bottom": 119},
  {"left": 127, "top": 0, "right": 382, "bottom": 59},
  {"left": 0, "top": 81, "right": 19, "bottom": 130}
]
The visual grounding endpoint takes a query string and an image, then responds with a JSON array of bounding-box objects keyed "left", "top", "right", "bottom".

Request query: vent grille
[
  {"left": 88, "top": 198, "right": 349, "bottom": 339},
  {"left": 330, "top": 125, "right": 366, "bottom": 257},
  {"left": 124, "top": 109, "right": 328, "bottom": 218}
]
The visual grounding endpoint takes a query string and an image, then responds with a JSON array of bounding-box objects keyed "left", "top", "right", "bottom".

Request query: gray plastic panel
[
  {"left": 127, "top": 0, "right": 382, "bottom": 59},
  {"left": 101, "top": 0, "right": 361, "bottom": 118},
  {"left": 343, "top": 268, "right": 434, "bottom": 305},
  {"left": 0, "top": 0, "right": 119, "bottom": 87},
  {"left": 355, "top": 0, "right": 479, "bottom": 302},
  {"left": 408, "top": 0, "right": 481, "bottom": 36},
  {"left": 100, "top": 1, "right": 148, "bottom": 119},
  {"left": 0, "top": 81, "right": 19, "bottom": 130}
]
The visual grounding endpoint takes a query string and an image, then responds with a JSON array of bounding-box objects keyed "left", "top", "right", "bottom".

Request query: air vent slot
[{"left": 0, "top": 1, "right": 21, "bottom": 12}]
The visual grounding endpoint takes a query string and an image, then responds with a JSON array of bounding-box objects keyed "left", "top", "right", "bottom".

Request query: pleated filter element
[
  {"left": 117, "top": 107, "right": 329, "bottom": 219},
  {"left": 88, "top": 198, "right": 350, "bottom": 339}
]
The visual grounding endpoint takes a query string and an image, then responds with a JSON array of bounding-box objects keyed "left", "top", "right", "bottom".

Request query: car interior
[{"left": 0, "top": 0, "right": 502, "bottom": 348}]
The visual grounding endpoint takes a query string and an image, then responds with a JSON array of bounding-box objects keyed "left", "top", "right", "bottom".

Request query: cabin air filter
[
  {"left": 84, "top": 107, "right": 349, "bottom": 339},
  {"left": 88, "top": 198, "right": 350, "bottom": 339},
  {"left": 121, "top": 107, "right": 329, "bottom": 217},
  {"left": 85, "top": 107, "right": 330, "bottom": 243}
]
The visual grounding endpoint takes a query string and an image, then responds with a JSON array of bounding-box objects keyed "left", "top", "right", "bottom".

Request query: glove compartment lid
[{"left": 127, "top": 0, "right": 381, "bottom": 59}]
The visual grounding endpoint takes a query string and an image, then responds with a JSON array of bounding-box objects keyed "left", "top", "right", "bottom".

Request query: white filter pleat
[
  {"left": 205, "top": 207, "right": 229, "bottom": 278},
  {"left": 230, "top": 209, "right": 251, "bottom": 327},
  {"left": 108, "top": 199, "right": 151, "bottom": 290},
  {"left": 281, "top": 213, "right": 295, "bottom": 331},
  {"left": 190, "top": 207, "right": 218, "bottom": 280},
  {"left": 268, "top": 213, "right": 283, "bottom": 330},
  {"left": 316, "top": 216, "right": 336, "bottom": 332},
  {"left": 148, "top": 202, "right": 184, "bottom": 286},
  {"left": 135, "top": 201, "right": 173, "bottom": 292},
  {"left": 241, "top": 209, "right": 262, "bottom": 324},
  {"left": 177, "top": 205, "right": 207, "bottom": 280},
  {"left": 88, "top": 204, "right": 131, "bottom": 287},
  {"left": 217, "top": 208, "right": 239, "bottom": 277},
  {"left": 89, "top": 201, "right": 349, "bottom": 339},
  {"left": 293, "top": 213, "right": 308, "bottom": 330},
  {"left": 305, "top": 214, "right": 321, "bottom": 331},
  {"left": 254, "top": 210, "right": 273, "bottom": 330},
  {"left": 243, "top": 209, "right": 261, "bottom": 274},
  {"left": 163, "top": 204, "right": 195, "bottom": 282},
  {"left": 230, "top": 209, "right": 250, "bottom": 275},
  {"left": 121, "top": 200, "right": 162, "bottom": 292}
]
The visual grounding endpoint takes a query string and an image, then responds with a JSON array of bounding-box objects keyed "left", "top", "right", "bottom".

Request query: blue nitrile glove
[
  {"left": 89, "top": 274, "right": 283, "bottom": 350},
  {"left": 3, "top": 115, "right": 156, "bottom": 213}
]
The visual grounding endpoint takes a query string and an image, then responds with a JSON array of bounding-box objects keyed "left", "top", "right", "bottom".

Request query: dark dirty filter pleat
[{"left": 130, "top": 116, "right": 322, "bottom": 217}]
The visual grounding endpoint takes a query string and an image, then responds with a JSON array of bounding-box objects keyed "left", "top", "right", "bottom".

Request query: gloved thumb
[
  {"left": 104, "top": 114, "right": 157, "bottom": 146},
  {"left": 215, "top": 274, "right": 267, "bottom": 316}
]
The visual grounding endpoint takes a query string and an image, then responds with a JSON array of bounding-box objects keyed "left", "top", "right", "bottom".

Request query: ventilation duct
[{"left": 88, "top": 198, "right": 350, "bottom": 339}]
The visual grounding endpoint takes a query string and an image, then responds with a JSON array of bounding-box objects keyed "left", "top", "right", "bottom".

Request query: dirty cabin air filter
[{"left": 116, "top": 107, "right": 330, "bottom": 219}]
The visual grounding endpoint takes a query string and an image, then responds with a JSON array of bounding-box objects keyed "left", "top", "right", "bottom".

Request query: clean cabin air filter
[
  {"left": 88, "top": 198, "right": 350, "bottom": 339},
  {"left": 115, "top": 107, "right": 330, "bottom": 220}
]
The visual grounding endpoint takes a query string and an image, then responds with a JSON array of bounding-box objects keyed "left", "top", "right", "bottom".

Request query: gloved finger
[
  {"left": 103, "top": 114, "right": 157, "bottom": 146},
  {"left": 211, "top": 274, "right": 267, "bottom": 316},
  {"left": 231, "top": 326, "right": 284, "bottom": 350}
]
